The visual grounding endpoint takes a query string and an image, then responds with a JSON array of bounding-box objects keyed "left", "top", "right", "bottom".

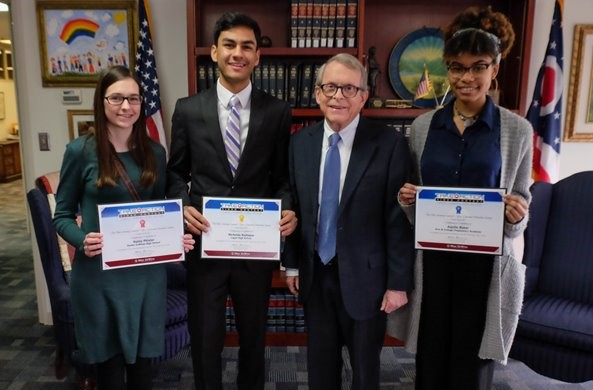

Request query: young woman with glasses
[
  {"left": 388, "top": 7, "right": 533, "bottom": 390},
  {"left": 53, "top": 65, "right": 194, "bottom": 389}
]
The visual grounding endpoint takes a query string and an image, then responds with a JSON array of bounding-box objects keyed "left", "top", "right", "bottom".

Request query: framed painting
[
  {"left": 36, "top": 0, "right": 136, "bottom": 87},
  {"left": 565, "top": 24, "right": 593, "bottom": 142},
  {"left": 67, "top": 109, "right": 94, "bottom": 140}
]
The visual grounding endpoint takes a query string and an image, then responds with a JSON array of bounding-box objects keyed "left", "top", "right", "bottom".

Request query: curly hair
[{"left": 443, "top": 6, "right": 515, "bottom": 63}]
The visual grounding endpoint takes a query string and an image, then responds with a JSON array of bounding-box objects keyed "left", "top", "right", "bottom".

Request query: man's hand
[
  {"left": 286, "top": 275, "right": 299, "bottom": 296},
  {"left": 380, "top": 290, "right": 408, "bottom": 314},
  {"left": 279, "top": 210, "right": 298, "bottom": 237},
  {"left": 184, "top": 205, "right": 210, "bottom": 235}
]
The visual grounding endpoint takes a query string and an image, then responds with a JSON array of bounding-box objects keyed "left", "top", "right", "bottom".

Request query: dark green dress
[{"left": 53, "top": 135, "right": 167, "bottom": 364}]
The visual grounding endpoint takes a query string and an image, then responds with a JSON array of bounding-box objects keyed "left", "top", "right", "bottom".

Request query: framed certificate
[
  {"left": 414, "top": 186, "right": 506, "bottom": 255},
  {"left": 98, "top": 199, "right": 185, "bottom": 270},
  {"left": 201, "top": 197, "right": 282, "bottom": 260}
]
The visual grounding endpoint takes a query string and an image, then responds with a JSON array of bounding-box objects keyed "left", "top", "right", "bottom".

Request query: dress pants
[
  {"left": 304, "top": 256, "right": 386, "bottom": 390},
  {"left": 186, "top": 255, "right": 274, "bottom": 390},
  {"left": 415, "top": 251, "right": 495, "bottom": 390}
]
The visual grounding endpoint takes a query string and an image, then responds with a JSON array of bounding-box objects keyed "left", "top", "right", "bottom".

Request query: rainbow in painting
[{"left": 59, "top": 18, "right": 100, "bottom": 44}]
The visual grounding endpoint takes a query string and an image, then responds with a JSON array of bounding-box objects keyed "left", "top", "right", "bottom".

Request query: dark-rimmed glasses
[
  {"left": 447, "top": 63, "right": 494, "bottom": 78},
  {"left": 318, "top": 83, "right": 363, "bottom": 98},
  {"left": 104, "top": 94, "right": 143, "bottom": 105}
]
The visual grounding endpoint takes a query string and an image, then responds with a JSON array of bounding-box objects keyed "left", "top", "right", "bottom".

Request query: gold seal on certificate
[
  {"left": 201, "top": 196, "right": 282, "bottom": 260},
  {"left": 414, "top": 186, "right": 506, "bottom": 255},
  {"left": 98, "top": 199, "right": 185, "bottom": 270}
]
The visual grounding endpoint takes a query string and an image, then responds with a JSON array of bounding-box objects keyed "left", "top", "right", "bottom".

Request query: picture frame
[
  {"left": 36, "top": 0, "right": 136, "bottom": 87},
  {"left": 67, "top": 109, "right": 94, "bottom": 140},
  {"left": 565, "top": 24, "right": 593, "bottom": 142},
  {"left": 0, "top": 92, "right": 5, "bottom": 120}
]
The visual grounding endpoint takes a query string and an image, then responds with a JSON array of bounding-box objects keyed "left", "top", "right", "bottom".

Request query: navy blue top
[{"left": 421, "top": 97, "right": 501, "bottom": 188}]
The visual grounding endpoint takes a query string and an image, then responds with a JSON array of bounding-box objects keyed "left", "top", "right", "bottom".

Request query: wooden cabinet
[
  {"left": 187, "top": 0, "right": 535, "bottom": 346},
  {"left": 0, "top": 42, "right": 13, "bottom": 80},
  {"left": 187, "top": 0, "right": 535, "bottom": 117},
  {"left": 0, "top": 141, "right": 21, "bottom": 182}
]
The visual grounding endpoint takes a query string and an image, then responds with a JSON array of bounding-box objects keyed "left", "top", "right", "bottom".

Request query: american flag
[
  {"left": 414, "top": 65, "right": 433, "bottom": 100},
  {"left": 527, "top": 0, "right": 563, "bottom": 183},
  {"left": 135, "top": 0, "right": 168, "bottom": 155}
]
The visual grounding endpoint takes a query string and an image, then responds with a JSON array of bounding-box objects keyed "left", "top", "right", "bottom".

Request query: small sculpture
[{"left": 367, "top": 46, "right": 381, "bottom": 98}]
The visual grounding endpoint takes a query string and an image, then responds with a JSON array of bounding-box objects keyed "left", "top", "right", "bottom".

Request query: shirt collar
[
  {"left": 217, "top": 80, "right": 252, "bottom": 108},
  {"left": 323, "top": 114, "right": 359, "bottom": 147},
  {"left": 436, "top": 95, "right": 498, "bottom": 132}
]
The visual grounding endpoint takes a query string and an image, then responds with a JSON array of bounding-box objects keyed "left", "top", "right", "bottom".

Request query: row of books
[
  {"left": 198, "top": 61, "right": 324, "bottom": 108},
  {"left": 290, "top": 0, "right": 358, "bottom": 48},
  {"left": 225, "top": 291, "right": 307, "bottom": 333}
]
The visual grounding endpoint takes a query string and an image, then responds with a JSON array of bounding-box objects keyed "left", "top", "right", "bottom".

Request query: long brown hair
[{"left": 92, "top": 65, "right": 157, "bottom": 188}]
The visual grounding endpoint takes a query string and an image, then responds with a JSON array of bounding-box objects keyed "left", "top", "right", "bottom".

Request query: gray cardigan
[{"left": 387, "top": 106, "right": 533, "bottom": 364}]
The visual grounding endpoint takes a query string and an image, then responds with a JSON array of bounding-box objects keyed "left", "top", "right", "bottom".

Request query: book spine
[
  {"left": 299, "top": 63, "right": 313, "bottom": 108},
  {"left": 290, "top": 0, "right": 299, "bottom": 48},
  {"left": 305, "top": 0, "right": 314, "bottom": 48},
  {"left": 297, "top": 0, "right": 307, "bottom": 48},
  {"left": 327, "top": 0, "right": 337, "bottom": 48},
  {"left": 197, "top": 63, "right": 207, "bottom": 91},
  {"left": 261, "top": 62, "right": 270, "bottom": 95},
  {"left": 288, "top": 63, "right": 300, "bottom": 108},
  {"left": 345, "top": 0, "right": 357, "bottom": 48},
  {"left": 312, "top": 0, "right": 322, "bottom": 48},
  {"left": 276, "top": 63, "right": 286, "bottom": 102},
  {"left": 320, "top": 0, "right": 330, "bottom": 48},
  {"left": 310, "top": 63, "right": 322, "bottom": 107},
  {"left": 335, "top": 0, "right": 346, "bottom": 48},
  {"left": 268, "top": 63, "right": 277, "bottom": 99}
]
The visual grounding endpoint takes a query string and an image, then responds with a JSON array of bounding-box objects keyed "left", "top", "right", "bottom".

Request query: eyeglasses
[
  {"left": 318, "top": 83, "right": 363, "bottom": 98},
  {"left": 104, "top": 94, "right": 143, "bottom": 105},
  {"left": 447, "top": 63, "right": 493, "bottom": 78}
]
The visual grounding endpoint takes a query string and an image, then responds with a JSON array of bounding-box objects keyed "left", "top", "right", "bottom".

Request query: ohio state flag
[{"left": 526, "top": 0, "right": 563, "bottom": 183}]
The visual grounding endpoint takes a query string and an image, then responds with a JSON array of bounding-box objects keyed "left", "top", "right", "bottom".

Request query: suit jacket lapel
[
  {"left": 304, "top": 123, "right": 324, "bottom": 209},
  {"left": 203, "top": 88, "right": 233, "bottom": 179},
  {"left": 340, "top": 118, "right": 377, "bottom": 211}
]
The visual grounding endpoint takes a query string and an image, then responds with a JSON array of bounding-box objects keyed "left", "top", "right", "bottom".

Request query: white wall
[
  {"left": 528, "top": 0, "right": 593, "bottom": 178},
  {"left": 8, "top": 0, "right": 593, "bottom": 323}
]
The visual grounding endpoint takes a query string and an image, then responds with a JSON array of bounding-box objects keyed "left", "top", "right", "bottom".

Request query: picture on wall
[
  {"left": 67, "top": 109, "right": 94, "bottom": 140},
  {"left": 565, "top": 24, "right": 593, "bottom": 141},
  {"left": 36, "top": 0, "right": 136, "bottom": 87}
]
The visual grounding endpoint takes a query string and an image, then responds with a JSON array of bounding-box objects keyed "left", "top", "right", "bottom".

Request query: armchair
[
  {"left": 510, "top": 171, "right": 593, "bottom": 383},
  {"left": 27, "top": 172, "right": 190, "bottom": 388}
]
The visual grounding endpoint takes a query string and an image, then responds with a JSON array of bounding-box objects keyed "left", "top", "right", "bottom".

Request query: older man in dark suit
[
  {"left": 284, "top": 53, "right": 414, "bottom": 390},
  {"left": 167, "top": 12, "right": 297, "bottom": 390}
]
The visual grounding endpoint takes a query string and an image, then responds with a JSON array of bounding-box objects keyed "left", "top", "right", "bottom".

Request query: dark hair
[
  {"left": 92, "top": 65, "right": 157, "bottom": 188},
  {"left": 213, "top": 12, "right": 261, "bottom": 48},
  {"left": 443, "top": 6, "right": 515, "bottom": 64}
]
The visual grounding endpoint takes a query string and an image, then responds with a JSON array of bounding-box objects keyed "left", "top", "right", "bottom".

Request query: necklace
[{"left": 454, "top": 104, "right": 479, "bottom": 128}]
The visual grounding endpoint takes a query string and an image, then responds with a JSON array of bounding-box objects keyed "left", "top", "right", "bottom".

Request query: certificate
[
  {"left": 414, "top": 186, "right": 506, "bottom": 255},
  {"left": 201, "top": 197, "right": 281, "bottom": 260},
  {"left": 98, "top": 199, "right": 185, "bottom": 270}
]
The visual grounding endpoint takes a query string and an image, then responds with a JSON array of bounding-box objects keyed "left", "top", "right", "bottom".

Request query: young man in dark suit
[
  {"left": 166, "top": 12, "right": 297, "bottom": 390},
  {"left": 284, "top": 53, "right": 414, "bottom": 390}
]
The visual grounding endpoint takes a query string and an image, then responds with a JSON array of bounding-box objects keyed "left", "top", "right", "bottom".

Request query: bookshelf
[
  {"left": 188, "top": 0, "right": 535, "bottom": 345},
  {"left": 187, "top": 0, "right": 534, "bottom": 114}
]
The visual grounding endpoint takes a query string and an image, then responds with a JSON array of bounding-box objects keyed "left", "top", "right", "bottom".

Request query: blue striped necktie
[
  {"left": 318, "top": 132, "right": 341, "bottom": 264},
  {"left": 225, "top": 95, "right": 241, "bottom": 176}
]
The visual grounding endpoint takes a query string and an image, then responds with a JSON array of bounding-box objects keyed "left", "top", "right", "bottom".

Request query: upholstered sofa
[{"left": 510, "top": 171, "right": 593, "bottom": 383}]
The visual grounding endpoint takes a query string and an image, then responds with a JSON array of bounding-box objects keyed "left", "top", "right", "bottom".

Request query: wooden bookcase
[
  {"left": 188, "top": 0, "right": 535, "bottom": 345},
  {"left": 187, "top": 0, "right": 534, "bottom": 116}
]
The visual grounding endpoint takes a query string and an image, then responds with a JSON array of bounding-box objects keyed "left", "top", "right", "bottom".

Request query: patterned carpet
[{"left": 1, "top": 179, "right": 592, "bottom": 389}]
